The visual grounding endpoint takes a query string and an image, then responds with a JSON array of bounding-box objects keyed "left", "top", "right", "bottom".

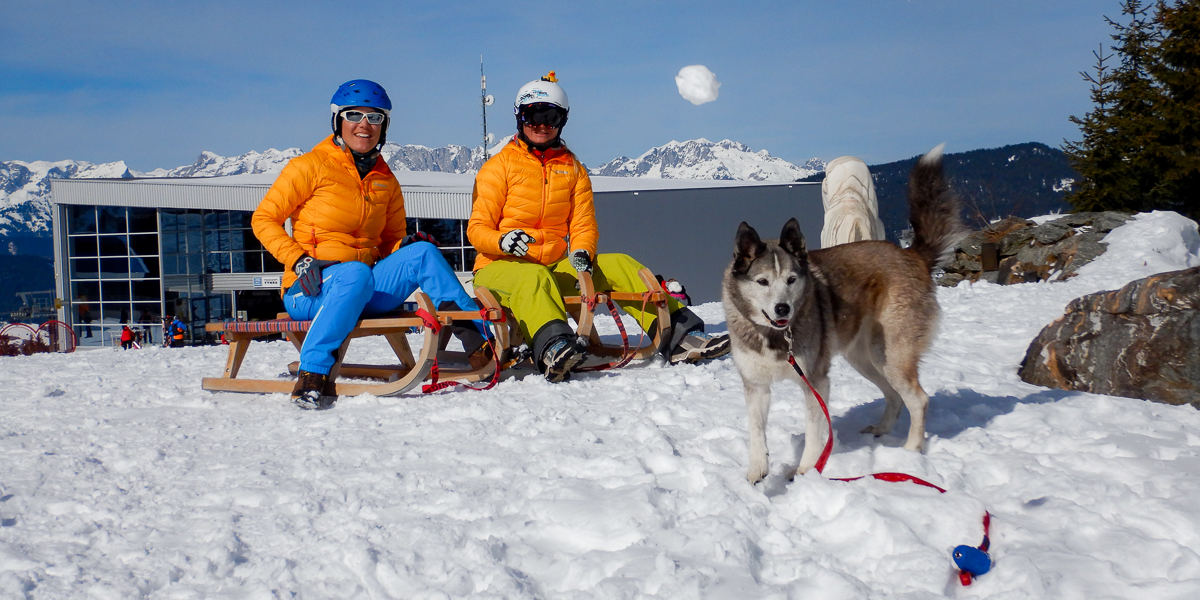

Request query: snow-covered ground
[{"left": 2, "top": 212, "right": 1199, "bottom": 599}]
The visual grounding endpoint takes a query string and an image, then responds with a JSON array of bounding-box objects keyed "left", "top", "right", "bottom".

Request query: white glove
[
  {"left": 569, "top": 249, "right": 591, "bottom": 273},
  {"left": 499, "top": 230, "right": 535, "bottom": 257}
]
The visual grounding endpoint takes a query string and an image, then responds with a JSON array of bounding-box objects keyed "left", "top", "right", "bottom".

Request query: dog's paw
[
  {"left": 860, "top": 424, "right": 889, "bottom": 437},
  {"left": 747, "top": 458, "right": 769, "bottom": 485}
]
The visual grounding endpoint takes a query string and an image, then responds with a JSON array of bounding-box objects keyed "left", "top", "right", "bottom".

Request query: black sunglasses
[{"left": 519, "top": 104, "right": 566, "bottom": 128}]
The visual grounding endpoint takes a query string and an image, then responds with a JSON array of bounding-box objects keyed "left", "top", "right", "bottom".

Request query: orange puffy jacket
[
  {"left": 468, "top": 137, "right": 597, "bottom": 270},
  {"left": 252, "top": 135, "right": 407, "bottom": 292}
]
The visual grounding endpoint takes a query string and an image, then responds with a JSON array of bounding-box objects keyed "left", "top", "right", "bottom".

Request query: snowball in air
[{"left": 675, "top": 65, "right": 720, "bottom": 105}]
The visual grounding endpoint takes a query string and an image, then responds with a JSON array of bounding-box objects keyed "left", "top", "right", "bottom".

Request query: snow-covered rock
[{"left": 590, "top": 138, "right": 824, "bottom": 181}]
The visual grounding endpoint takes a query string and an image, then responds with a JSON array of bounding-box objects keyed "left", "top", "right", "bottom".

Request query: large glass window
[
  {"left": 129, "top": 208, "right": 157, "bottom": 232},
  {"left": 70, "top": 236, "right": 98, "bottom": 256},
  {"left": 158, "top": 208, "right": 280, "bottom": 345},
  {"left": 67, "top": 205, "right": 162, "bottom": 347},
  {"left": 409, "top": 218, "right": 472, "bottom": 273},
  {"left": 98, "top": 207, "right": 127, "bottom": 233},
  {"left": 68, "top": 206, "right": 97, "bottom": 234}
]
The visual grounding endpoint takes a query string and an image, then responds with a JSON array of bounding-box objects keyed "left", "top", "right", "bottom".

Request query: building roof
[{"left": 50, "top": 171, "right": 806, "bottom": 220}]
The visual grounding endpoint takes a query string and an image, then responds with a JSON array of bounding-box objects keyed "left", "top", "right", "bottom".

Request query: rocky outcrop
[
  {"left": 938, "top": 212, "right": 1132, "bottom": 287},
  {"left": 1018, "top": 266, "right": 1200, "bottom": 408}
]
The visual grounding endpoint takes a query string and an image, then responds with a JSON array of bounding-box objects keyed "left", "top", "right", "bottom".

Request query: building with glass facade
[
  {"left": 50, "top": 172, "right": 477, "bottom": 348},
  {"left": 51, "top": 172, "right": 820, "bottom": 348}
]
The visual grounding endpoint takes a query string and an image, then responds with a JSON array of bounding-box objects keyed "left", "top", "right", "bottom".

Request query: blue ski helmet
[{"left": 330, "top": 79, "right": 392, "bottom": 139}]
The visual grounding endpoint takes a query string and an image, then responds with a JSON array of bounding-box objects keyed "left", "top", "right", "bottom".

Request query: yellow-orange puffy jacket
[
  {"left": 252, "top": 135, "right": 407, "bottom": 292},
  {"left": 468, "top": 138, "right": 597, "bottom": 270}
]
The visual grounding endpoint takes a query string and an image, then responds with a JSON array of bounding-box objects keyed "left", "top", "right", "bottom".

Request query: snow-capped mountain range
[
  {"left": 592, "top": 138, "right": 825, "bottom": 181},
  {"left": 0, "top": 138, "right": 822, "bottom": 238},
  {"left": 0, "top": 160, "right": 138, "bottom": 238}
]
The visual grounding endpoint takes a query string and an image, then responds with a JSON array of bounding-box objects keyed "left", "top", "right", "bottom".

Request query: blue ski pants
[{"left": 283, "top": 242, "right": 479, "bottom": 375}]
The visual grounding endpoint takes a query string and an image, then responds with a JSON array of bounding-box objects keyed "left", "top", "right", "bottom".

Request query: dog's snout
[{"left": 774, "top": 303, "right": 790, "bottom": 318}]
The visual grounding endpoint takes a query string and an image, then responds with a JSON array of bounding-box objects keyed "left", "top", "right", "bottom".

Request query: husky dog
[
  {"left": 820, "top": 155, "right": 886, "bottom": 247},
  {"left": 723, "top": 145, "right": 964, "bottom": 484}
]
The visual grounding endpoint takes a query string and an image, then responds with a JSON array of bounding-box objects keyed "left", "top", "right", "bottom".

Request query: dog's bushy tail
[{"left": 907, "top": 144, "right": 966, "bottom": 270}]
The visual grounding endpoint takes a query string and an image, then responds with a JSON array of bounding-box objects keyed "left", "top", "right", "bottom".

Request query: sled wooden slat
[
  {"left": 570, "top": 269, "right": 672, "bottom": 360},
  {"left": 201, "top": 290, "right": 506, "bottom": 398},
  {"left": 481, "top": 267, "right": 673, "bottom": 365}
]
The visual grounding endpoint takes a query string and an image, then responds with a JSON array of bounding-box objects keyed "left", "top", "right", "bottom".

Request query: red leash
[
  {"left": 787, "top": 353, "right": 992, "bottom": 585},
  {"left": 576, "top": 290, "right": 661, "bottom": 372},
  {"left": 418, "top": 308, "right": 505, "bottom": 393}
]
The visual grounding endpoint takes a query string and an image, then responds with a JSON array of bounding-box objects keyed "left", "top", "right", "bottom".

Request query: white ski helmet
[{"left": 515, "top": 72, "right": 569, "bottom": 113}]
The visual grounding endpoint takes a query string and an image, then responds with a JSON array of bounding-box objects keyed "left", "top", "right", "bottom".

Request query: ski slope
[{"left": 2, "top": 212, "right": 1199, "bottom": 599}]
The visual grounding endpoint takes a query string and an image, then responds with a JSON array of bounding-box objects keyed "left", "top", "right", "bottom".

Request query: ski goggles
[
  {"left": 340, "top": 110, "right": 387, "bottom": 125},
  {"left": 518, "top": 103, "right": 566, "bottom": 128}
]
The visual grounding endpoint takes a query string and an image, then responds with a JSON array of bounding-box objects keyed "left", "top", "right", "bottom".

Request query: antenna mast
[{"left": 481, "top": 56, "right": 495, "bottom": 161}]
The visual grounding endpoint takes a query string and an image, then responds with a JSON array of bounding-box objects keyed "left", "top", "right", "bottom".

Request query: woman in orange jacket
[
  {"left": 469, "top": 73, "right": 729, "bottom": 382},
  {"left": 253, "top": 80, "right": 482, "bottom": 409}
]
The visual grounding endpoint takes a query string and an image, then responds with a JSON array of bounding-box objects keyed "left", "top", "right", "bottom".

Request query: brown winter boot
[{"left": 291, "top": 370, "right": 332, "bottom": 410}]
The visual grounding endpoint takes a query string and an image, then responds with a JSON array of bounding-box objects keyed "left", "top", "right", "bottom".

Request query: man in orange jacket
[
  {"left": 469, "top": 73, "right": 729, "bottom": 382},
  {"left": 253, "top": 80, "right": 482, "bottom": 409}
]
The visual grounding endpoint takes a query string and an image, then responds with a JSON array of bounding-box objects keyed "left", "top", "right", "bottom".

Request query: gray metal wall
[{"left": 592, "top": 183, "right": 824, "bottom": 304}]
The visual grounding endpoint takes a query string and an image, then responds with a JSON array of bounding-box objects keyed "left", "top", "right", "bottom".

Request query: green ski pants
[{"left": 473, "top": 253, "right": 684, "bottom": 346}]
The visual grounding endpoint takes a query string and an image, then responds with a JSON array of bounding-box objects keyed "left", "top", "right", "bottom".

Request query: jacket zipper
[{"left": 360, "top": 172, "right": 370, "bottom": 263}]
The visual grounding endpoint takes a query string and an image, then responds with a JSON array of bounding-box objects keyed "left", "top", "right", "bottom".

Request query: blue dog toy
[{"left": 953, "top": 545, "right": 991, "bottom": 577}]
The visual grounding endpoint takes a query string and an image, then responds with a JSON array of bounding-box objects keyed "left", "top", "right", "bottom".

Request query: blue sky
[{"left": 2, "top": 1, "right": 1116, "bottom": 172}]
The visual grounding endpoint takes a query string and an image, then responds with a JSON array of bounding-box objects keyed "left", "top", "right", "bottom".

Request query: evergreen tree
[
  {"left": 1147, "top": 0, "right": 1200, "bottom": 220},
  {"left": 1065, "top": 0, "right": 1163, "bottom": 214},
  {"left": 1063, "top": 46, "right": 1119, "bottom": 208}
]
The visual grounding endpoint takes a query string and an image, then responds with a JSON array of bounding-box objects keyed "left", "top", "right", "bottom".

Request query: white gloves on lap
[{"left": 500, "top": 230, "right": 535, "bottom": 257}]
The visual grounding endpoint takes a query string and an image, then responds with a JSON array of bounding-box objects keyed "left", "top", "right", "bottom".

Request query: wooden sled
[
  {"left": 480, "top": 267, "right": 673, "bottom": 370},
  {"left": 200, "top": 290, "right": 508, "bottom": 397}
]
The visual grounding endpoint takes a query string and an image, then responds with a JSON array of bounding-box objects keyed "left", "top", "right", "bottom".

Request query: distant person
[
  {"left": 467, "top": 72, "right": 729, "bottom": 382},
  {"left": 252, "top": 79, "right": 485, "bottom": 410},
  {"left": 169, "top": 316, "right": 187, "bottom": 348},
  {"left": 78, "top": 302, "right": 94, "bottom": 338},
  {"left": 119, "top": 326, "right": 135, "bottom": 350}
]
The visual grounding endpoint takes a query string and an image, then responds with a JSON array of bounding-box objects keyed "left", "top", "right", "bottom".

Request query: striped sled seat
[
  {"left": 201, "top": 290, "right": 510, "bottom": 397},
  {"left": 488, "top": 268, "right": 675, "bottom": 372}
]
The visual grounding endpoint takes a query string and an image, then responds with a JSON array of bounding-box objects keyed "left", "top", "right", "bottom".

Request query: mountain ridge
[
  {"left": 1, "top": 140, "right": 1069, "bottom": 244},
  {"left": 796, "top": 141, "right": 1079, "bottom": 240},
  {"left": 0, "top": 138, "right": 818, "bottom": 241}
]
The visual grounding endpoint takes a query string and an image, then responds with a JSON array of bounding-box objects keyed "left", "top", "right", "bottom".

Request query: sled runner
[
  {"left": 484, "top": 267, "right": 674, "bottom": 369},
  {"left": 200, "top": 290, "right": 508, "bottom": 397}
]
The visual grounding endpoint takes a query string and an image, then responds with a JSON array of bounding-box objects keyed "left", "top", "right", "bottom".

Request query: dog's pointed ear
[
  {"left": 733, "top": 221, "right": 766, "bottom": 274},
  {"left": 780, "top": 218, "right": 807, "bottom": 259}
]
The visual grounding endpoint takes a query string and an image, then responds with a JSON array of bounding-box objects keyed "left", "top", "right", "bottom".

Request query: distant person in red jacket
[{"left": 119, "top": 326, "right": 135, "bottom": 350}]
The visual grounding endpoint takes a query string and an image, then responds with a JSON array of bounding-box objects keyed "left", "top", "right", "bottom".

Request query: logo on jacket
[
  {"left": 553, "top": 169, "right": 570, "bottom": 175},
  {"left": 373, "top": 182, "right": 388, "bottom": 189}
]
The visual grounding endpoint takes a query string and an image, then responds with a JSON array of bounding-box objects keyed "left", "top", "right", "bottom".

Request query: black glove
[
  {"left": 569, "top": 249, "right": 592, "bottom": 273},
  {"left": 499, "top": 230, "right": 535, "bottom": 257},
  {"left": 293, "top": 255, "right": 339, "bottom": 296},
  {"left": 400, "top": 231, "right": 439, "bottom": 248}
]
